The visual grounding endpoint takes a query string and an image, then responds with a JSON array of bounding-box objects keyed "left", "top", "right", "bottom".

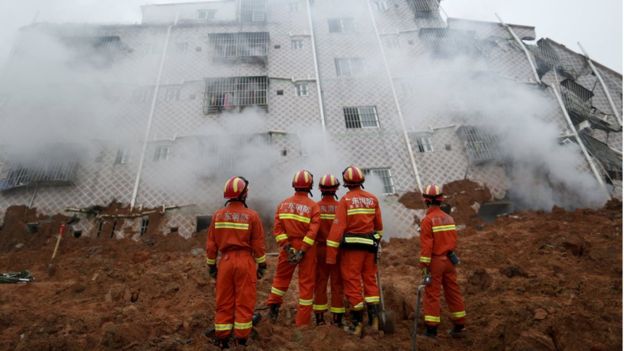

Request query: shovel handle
[{"left": 50, "top": 224, "right": 67, "bottom": 260}]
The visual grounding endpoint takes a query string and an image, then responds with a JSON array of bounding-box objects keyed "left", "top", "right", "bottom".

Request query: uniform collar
[
  {"left": 426, "top": 205, "right": 441, "bottom": 215},
  {"left": 226, "top": 201, "right": 245, "bottom": 209},
  {"left": 294, "top": 191, "right": 309, "bottom": 198}
]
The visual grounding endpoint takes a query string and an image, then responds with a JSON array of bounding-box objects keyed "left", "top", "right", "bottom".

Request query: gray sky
[
  {"left": 443, "top": 0, "right": 623, "bottom": 73},
  {"left": 0, "top": 0, "right": 622, "bottom": 72}
]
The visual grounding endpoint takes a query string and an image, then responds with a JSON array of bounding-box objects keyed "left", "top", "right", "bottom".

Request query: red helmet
[
  {"left": 224, "top": 176, "right": 249, "bottom": 199},
  {"left": 319, "top": 174, "right": 340, "bottom": 191},
  {"left": 342, "top": 166, "right": 365, "bottom": 186},
  {"left": 422, "top": 184, "right": 444, "bottom": 203},
  {"left": 292, "top": 170, "right": 314, "bottom": 191}
]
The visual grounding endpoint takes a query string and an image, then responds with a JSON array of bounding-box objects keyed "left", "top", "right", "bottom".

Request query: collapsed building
[{"left": 0, "top": 0, "right": 620, "bottom": 239}]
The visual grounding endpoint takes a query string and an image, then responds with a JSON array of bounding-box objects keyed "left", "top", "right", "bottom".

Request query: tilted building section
[{"left": 0, "top": 0, "right": 620, "bottom": 238}]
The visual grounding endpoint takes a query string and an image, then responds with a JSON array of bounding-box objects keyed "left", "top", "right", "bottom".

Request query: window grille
[
  {"left": 328, "top": 18, "right": 355, "bottom": 33},
  {"left": 561, "top": 79, "right": 594, "bottom": 102},
  {"left": 114, "top": 149, "right": 129, "bottom": 165},
  {"left": 153, "top": 145, "right": 170, "bottom": 162},
  {"left": 414, "top": 134, "right": 433, "bottom": 152},
  {"left": 210, "top": 32, "right": 269, "bottom": 62},
  {"left": 0, "top": 160, "right": 79, "bottom": 192},
  {"left": 140, "top": 217, "right": 150, "bottom": 236},
  {"left": 407, "top": 0, "right": 439, "bottom": 17},
  {"left": 363, "top": 168, "right": 395, "bottom": 194},
  {"left": 295, "top": 83, "right": 309, "bottom": 96},
  {"left": 291, "top": 39, "right": 304, "bottom": 49},
  {"left": 203, "top": 76, "right": 269, "bottom": 114},
  {"left": 335, "top": 58, "right": 365, "bottom": 77},
  {"left": 344, "top": 106, "right": 379, "bottom": 129},
  {"left": 456, "top": 126, "right": 499, "bottom": 164},
  {"left": 241, "top": 0, "right": 267, "bottom": 23},
  {"left": 374, "top": 0, "right": 389, "bottom": 11}
]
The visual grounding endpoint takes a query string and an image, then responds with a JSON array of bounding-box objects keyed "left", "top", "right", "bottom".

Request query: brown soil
[
  {"left": 0, "top": 199, "right": 621, "bottom": 350},
  {"left": 398, "top": 179, "right": 493, "bottom": 226}
]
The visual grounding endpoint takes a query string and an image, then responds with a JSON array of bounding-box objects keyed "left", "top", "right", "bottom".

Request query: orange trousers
[
  {"left": 215, "top": 250, "right": 257, "bottom": 340},
  {"left": 266, "top": 244, "right": 317, "bottom": 326},
  {"left": 423, "top": 255, "right": 466, "bottom": 326},
  {"left": 340, "top": 249, "right": 380, "bottom": 311},
  {"left": 313, "top": 245, "right": 345, "bottom": 314}
]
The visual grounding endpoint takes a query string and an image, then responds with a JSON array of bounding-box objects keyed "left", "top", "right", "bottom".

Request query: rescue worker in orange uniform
[
  {"left": 419, "top": 184, "right": 466, "bottom": 338},
  {"left": 326, "top": 166, "right": 383, "bottom": 337},
  {"left": 206, "top": 176, "right": 267, "bottom": 349},
  {"left": 266, "top": 170, "right": 321, "bottom": 327},
  {"left": 313, "top": 174, "right": 345, "bottom": 326}
]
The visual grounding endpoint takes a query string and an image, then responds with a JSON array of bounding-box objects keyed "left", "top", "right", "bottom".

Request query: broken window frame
[
  {"left": 343, "top": 106, "right": 379, "bottom": 129},
  {"left": 363, "top": 167, "right": 395, "bottom": 194},
  {"left": 203, "top": 76, "right": 269, "bottom": 114}
]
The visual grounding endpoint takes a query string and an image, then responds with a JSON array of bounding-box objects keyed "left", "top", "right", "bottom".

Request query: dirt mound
[
  {"left": 399, "top": 179, "right": 493, "bottom": 225},
  {"left": 0, "top": 200, "right": 621, "bottom": 350}
]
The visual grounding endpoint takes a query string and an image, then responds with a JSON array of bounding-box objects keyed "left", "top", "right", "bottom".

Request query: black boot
[
  {"left": 449, "top": 324, "right": 465, "bottom": 338},
  {"left": 215, "top": 338, "right": 230, "bottom": 349},
  {"left": 346, "top": 310, "right": 364, "bottom": 337},
  {"left": 269, "top": 304, "right": 280, "bottom": 322},
  {"left": 332, "top": 313, "right": 344, "bottom": 327},
  {"left": 315, "top": 312, "right": 326, "bottom": 325},
  {"left": 236, "top": 338, "right": 247, "bottom": 346},
  {"left": 424, "top": 325, "right": 438, "bottom": 338},
  {"left": 366, "top": 304, "right": 380, "bottom": 331}
]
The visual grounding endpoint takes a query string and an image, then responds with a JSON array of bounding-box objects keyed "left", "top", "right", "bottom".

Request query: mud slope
[{"left": 0, "top": 200, "right": 621, "bottom": 351}]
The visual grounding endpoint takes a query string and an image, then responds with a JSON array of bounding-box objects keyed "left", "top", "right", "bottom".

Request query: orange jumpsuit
[
  {"left": 266, "top": 191, "right": 321, "bottom": 326},
  {"left": 206, "top": 202, "right": 266, "bottom": 340},
  {"left": 419, "top": 206, "right": 466, "bottom": 327},
  {"left": 313, "top": 195, "right": 345, "bottom": 315},
  {"left": 326, "top": 188, "right": 383, "bottom": 311}
]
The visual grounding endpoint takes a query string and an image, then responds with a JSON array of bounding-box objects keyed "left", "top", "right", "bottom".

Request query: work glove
[
  {"left": 421, "top": 268, "right": 432, "bottom": 286},
  {"left": 208, "top": 265, "right": 218, "bottom": 280},
  {"left": 291, "top": 250, "right": 304, "bottom": 264},
  {"left": 257, "top": 262, "right": 267, "bottom": 279}
]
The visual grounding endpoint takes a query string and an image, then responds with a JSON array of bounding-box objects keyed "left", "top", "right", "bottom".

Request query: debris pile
[{"left": 0, "top": 199, "right": 621, "bottom": 350}]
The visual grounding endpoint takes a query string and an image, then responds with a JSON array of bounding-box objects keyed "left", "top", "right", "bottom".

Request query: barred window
[
  {"left": 414, "top": 134, "right": 433, "bottom": 152},
  {"left": 0, "top": 159, "right": 79, "bottom": 192},
  {"left": 335, "top": 58, "right": 365, "bottom": 77},
  {"left": 295, "top": 83, "right": 309, "bottom": 96},
  {"left": 291, "top": 39, "right": 304, "bottom": 49},
  {"left": 363, "top": 168, "right": 395, "bottom": 194},
  {"left": 210, "top": 32, "right": 269, "bottom": 60},
  {"left": 241, "top": 0, "right": 267, "bottom": 23},
  {"left": 374, "top": 0, "right": 389, "bottom": 11},
  {"left": 153, "top": 145, "right": 170, "bottom": 162},
  {"left": 328, "top": 18, "right": 355, "bottom": 33},
  {"left": 344, "top": 106, "right": 379, "bottom": 129},
  {"left": 456, "top": 126, "right": 499, "bottom": 164},
  {"left": 203, "top": 76, "right": 269, "bottom": 114},
  {"left": 114, "top": 149, "right": 129, "bottom": 165}
]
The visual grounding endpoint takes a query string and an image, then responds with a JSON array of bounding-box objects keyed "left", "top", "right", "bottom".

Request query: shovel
[
  {"left": 410, "top": 272, "right": 430, "bottom": 351},
  {"left": 47, "top": 223, "right": 68, "bottom": 277},
  {"left": 375, "top": 242, "right": 395, "bottom": 334}
]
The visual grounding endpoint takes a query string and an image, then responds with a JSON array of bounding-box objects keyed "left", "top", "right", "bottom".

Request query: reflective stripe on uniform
[
  {"left": 347, "top": 208, "right": 376, "bottom": 216},
  {"left": 424, "top": 315, "right": 441, "bottom": 323},
  {"left": 215, "top": 222, "right": 249, "bottom": 230},
  {"left": 330, "top": 307, "right": 346, "bottom": 314},
  {"left": 255, "top": 255, "right": 266, "bottom": 264},
  {"left": 344, "top": 237, "right": 375, "bottom": 246},
  {"left": 313, "top": 304, "right": 328, "bottom": 311},
  {"left": 234, "top": 321, "right": 253, "bottom": 330},
  {"left": 275, "top": 234, "right": 288, "bottom": 242},
  {"left": 302, "top": 236, "right": 315, "bottom": 246},
  {"left": 419, "top": 256, "right": 431, "bottom": 263},
  {"left": 432, "top": 224, "right": 456, "bottom": 233},
  {"left": 451, "top": 311, "right": 466, "bottom": 319},
  {"left": 278, "top": 213, "right": 311, "bottom": 223},
  {"left": 206, "top": 257, "right": 216, "bottom": 265},
  {"left": 352, "top": 302, "right": 364, "bottom": 310},
  {"left": 373, "top": 232, "right": 382, "bottom": 240},
  {"left": 299, "top": 298, "right": 313, "bottom": 306},
  {"left": 320, "top": 214, "right": 336, "bottom": 220},
  {"left": 326, "top": 240, "right": 340, "bottom": 248},
  {"left": 364, "top": 296, "right": 380, "bottom": 303},
  {"left": 271, "top": 287, "right": 286, "bottom": 296},
  {"left": 215, "top": 323, "right": 233, "bottom": 331}
]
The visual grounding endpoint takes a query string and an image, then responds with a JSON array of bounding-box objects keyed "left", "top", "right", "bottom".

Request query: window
[
  {"left": 210, "top": 32, "right": 269, "bottom": 60},
  {"left": 289, "top": 1, "right": 300, "bottom": 12},
  {"left": 343, "top": 106, "right": 379, "bottom": 129},
  {"left": 140, "top": 216, "right": 150, "bottom": 236},
  {"left": 163, "top": 86, "right": 180, "bottom": 101},
  {"left": 291, "top": 39, "right": 304, "bottom": 49},
  {"left": 203, "top": 76, "right": 269, "bottom": 114},
  {"left": 153, "top": 145, "right": 170, "bottom": 162},
  {"left": 328, "top": 18, "right": 355, "bottom": 33},
  {"left": 132, "top": 87, "right": 150, "bottom": 103},
  {"left": 383, "top": 35, "right": 400, "bottom": 49},
  {"left": 198, "top": 9, "right": 217, "bottom": 20},
  {"left": 456, "top": 126, "right": 499, "bottom": 164},
  {"left": 335, "top": 58, "right": 365, "bottom": 77},
  {"left": 114, "top": 149, "right": 129, "bottom": 165},
  {"left": 363, "top": 168, "right": 395, "bottom": 194},
  {"left": 408, "top": 0, "right": 439, "bottom": 17},
  {"left": 295, "top": 83, "right": 309, "bottom": 96},
  {"left": 374, "top": 0, "right": 389, "bottom": 11},
  {"left": 175, "top": 42, "right": 188, "bottom": 52},
  {"left": 0, "top": 158, "right": 79, "bottom": 192},
  {"left": 414, "top": 134, "right": 433, "bottom": 152},
  {"left": 241, "top": 0, "right": 267, "bottom": 23}
]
